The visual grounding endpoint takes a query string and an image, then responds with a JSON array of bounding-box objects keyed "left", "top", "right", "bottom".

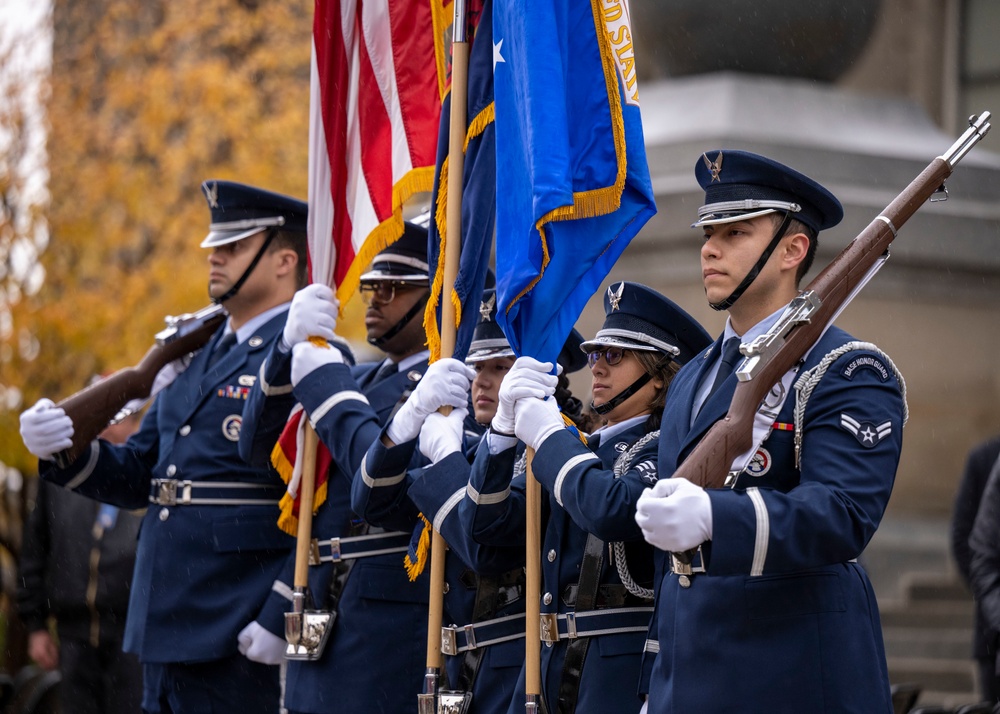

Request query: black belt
[
  {"left": 149, "top": 479, "right": 285, "bottom": 506},
  {"left": 311, "top": 531, "right": 411, "bottom": 564},
  {"left": 539, "top": 606, "right": 654, "bottom": 643},
  {"left": 440, "top": 613, "right": 526, "bottom": 655}
]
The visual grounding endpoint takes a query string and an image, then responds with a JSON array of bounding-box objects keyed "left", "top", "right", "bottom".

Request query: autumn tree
[{"left": 1, "top": 0, "right": 337, "bottom": 472}]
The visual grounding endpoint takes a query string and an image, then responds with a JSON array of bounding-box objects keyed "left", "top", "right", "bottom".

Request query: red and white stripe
[{"left": 308, "top": 0, "right": 444, "bottom": 297}]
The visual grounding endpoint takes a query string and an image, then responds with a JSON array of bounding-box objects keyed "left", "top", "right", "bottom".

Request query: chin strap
[
  {"left": 367, "top": 293, "right": 428, "bottom": 349},
  {"left": 709, "top": 212, "right": 793, "bottom": 312},
  {"left": 590, "top": 372, "right": 652, "bottom": 417},
  {"left": 211, "top": 229, "right": 278, "bottom": 305}
]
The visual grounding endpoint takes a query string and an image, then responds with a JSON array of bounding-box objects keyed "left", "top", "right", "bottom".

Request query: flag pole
[
  {"left": 421, "top": 0, "right": 469, "bottom": 710},
  {"left": 285, "top": 421, "right": 319, "bottom": 653},
  {"left": 525, "top": 447, "right": 542, "bottom": 712}
]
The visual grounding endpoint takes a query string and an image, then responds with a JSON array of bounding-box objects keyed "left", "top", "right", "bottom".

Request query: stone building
[{"left": 569, "top": 0, "right": 1000, "bottom": 522}]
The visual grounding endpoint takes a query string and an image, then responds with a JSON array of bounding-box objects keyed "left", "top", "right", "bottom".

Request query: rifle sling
[
  {"left": 556, "top": 531, "right": 605, "bottom": 714},
  {"left": 453, "top": 567, "right": 526, "bottom": 694}
]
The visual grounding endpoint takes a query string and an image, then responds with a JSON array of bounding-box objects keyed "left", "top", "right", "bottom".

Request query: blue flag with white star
[{"left": 492, "top": 0, "right": 656, "bottom": 365}]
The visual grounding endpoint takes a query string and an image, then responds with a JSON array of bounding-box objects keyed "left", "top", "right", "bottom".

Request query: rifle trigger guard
[{"left": 929, "top": 182, "right": 949, "bottom": 202}]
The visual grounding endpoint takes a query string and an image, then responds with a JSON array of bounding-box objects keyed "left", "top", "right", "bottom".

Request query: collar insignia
[
  {"left": 479, "top": 293, "right": 496, "bottom": 322},
  {"left": 608, "top": 282, "right": 625, "bottom": 311},
  {"left": 702, "top": 151, "right": 724, "bottom": 182}
]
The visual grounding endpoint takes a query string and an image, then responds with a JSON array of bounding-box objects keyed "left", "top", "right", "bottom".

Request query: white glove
[
  {"left": 237, "top": 621, "right": 285, "bottom": 665},
  {"left": 20, "top": 399, "right": 74, "bottom": 461},
  {"left": 385, "top": 358, "right": 474, "bottom": 444},
  {"left": 639, "top": 699, "right": 648, "bottom": 714},
  {"left": 634, "top": 478, "right": 713, "bottom": 553},
  {"left": 283, "top": 284, "right": 339, "bottom": 350},
  {"left": 291, "top": 340, "right": 345, "bottom": 387},
  {"left": 513, "top": 396, "right": 564, "bottom": 450},
  {"left": 491, "top": 356, "right": 557, "bottom": 435},
  {"left": 419, "top": 407, "right": 468, "bottom": 464}
]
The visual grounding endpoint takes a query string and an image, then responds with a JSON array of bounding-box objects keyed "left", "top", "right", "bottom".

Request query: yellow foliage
[{"left": 0, "top": 0, "right": 351, "bottom": 472}]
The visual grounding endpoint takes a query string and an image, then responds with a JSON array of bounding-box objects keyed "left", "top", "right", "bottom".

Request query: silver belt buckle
[
  {"left": 440, "top": 626, "right": 458, "bottom": 656},
  {"left": 670, "top": 545, "right": 706, "bottom": 575},
  {"left": 156, "top": 479, "right": 177, "bottom": 505},
  {"left": 154, "top": 479, "right": 190, "bottom": 505},
  {"left": 539, "top": 613, "right": 559, "bottom": 644}
]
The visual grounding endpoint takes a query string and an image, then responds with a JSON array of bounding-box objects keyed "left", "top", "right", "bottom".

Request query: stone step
[
  {"left": 882, "top": 626, "right": 974, "bottom": 660},
  {"left": 886, "top": 656, "right": 976, "bottom": 694},
  {"left": 879, "top": 601, "right": 974, "bottom": 629},
  {"left": 903, "top": 575, "right": 973, "bottom": 604}
]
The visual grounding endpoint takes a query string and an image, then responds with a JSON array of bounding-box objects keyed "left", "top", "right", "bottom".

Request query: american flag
[
  {"left": 274, "top": 0, "right": 451, "bottom": 533},
  {"left": 308, "top": 0, "right": 451, "bottom": 305}
]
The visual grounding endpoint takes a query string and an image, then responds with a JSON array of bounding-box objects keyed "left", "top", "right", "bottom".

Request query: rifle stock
[
  {"left": 679, "top": 112, "right": 991, "bottom": 491},
  {"left": 53, "top": 304, "right": 226, "bottom": 469}
]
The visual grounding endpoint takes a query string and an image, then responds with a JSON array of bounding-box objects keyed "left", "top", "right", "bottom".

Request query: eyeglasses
[
  {"left": 586, "top": 347, "right": 626, "bottom": 368},
  {"left": 359, "top": 280, "right": 426, "bottom": 305}
]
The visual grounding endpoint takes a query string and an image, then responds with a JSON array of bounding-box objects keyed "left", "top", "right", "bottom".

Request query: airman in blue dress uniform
[
  {"left": 462, "top": 282, "right": 710, "bottom": 714},
  {"left": 19, "top": 180, "right": 310, "bottom": 713},
  {"left": 238, "top": 221, "right": 472, "bottom": 714},
  {"left": 351, "top": 289, "right": 592, "bottom": 714},
  {"left": 635, "top": 151, "right": 907, "bottom": 713}
]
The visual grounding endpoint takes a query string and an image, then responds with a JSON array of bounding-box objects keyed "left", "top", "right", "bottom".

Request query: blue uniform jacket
[
  {"left": 462, "top": 423, "right": 658, "bottom": 714},
  {"left": 239, "top": 347, "right": 433, "bottom": 714},
  {"left": 39, "top": 314, "right": 294, "bottom": 664},
  {"left": 353, "top": 430, "right": 523, "bottom": 714},
  {"left": 645, "top": 326, "right": 904, "bottom": 714}
]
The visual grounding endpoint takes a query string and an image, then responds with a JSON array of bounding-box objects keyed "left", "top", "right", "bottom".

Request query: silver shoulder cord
[
  {"left": 792, "top": 342, "right": 909, "bottom": 470},
  {"left": 610, "top": 430, "right": 660, "bottom": 600}
]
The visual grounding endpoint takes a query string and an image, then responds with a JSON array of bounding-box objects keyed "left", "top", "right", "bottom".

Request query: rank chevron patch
[{"left": 840, "top": 413, "right": 892, "bottom": 448}]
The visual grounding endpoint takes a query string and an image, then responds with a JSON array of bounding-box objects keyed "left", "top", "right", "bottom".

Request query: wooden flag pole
[
  {"left": 421, "top": 0, "right": 469, "bottom": 709},
  {"left": 293, "top": 425, "right": 320, "bottom": 589},
  {"left": 525, "top": 447, "right": 542, "bottom": 712}
]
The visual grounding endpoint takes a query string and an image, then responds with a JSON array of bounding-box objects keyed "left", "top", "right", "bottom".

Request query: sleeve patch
[
  {"left": 634, "top": 460, "right": 657, "bottom": 486},
  {"left": 840, "top": 413, "right": 893, "bottom": 448}
]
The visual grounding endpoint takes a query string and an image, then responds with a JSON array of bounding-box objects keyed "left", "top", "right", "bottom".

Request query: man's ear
[
  {"left": 274, "top": 247, "right": 298, "bottom": 277},
  {"left": 782, "top": 231, "right": 810, "bottom": 272}
]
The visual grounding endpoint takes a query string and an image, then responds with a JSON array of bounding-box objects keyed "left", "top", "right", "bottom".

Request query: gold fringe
[
  {"left": 465, "top": 102, "right": 495, "bottom": 152},
  {"left": 270, "top": 408, "right": 329, "bottom": 537},
  {"left": 403, "top": 514, "right": 433, "bottom": 581},
  {"left": 431, "top": 0, "right": 453, "bottom": 102},
  {"left": 424, "top": 156, "right": 451, "bottom": 363},
  {"left": 335, "top": 166, "right": 435, "bottom": 311},
  {"left": 562, "top": 412, "right": 588, "bottom": 446}
]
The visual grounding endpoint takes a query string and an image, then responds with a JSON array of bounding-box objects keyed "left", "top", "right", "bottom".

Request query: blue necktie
[
  {"left": 208, "top": 332, "right": 236, "bottom": 369},
  {"left": 708, "top": 337, "right": 742, "bottom": 397}
]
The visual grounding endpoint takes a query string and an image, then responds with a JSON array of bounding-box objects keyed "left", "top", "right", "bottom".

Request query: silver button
[
  {"left": 547, "top": 549, "right": 556, "bottom": 562},
  {"left": 159, "top": 508, "right": 170, "bottom": 521},
  {"left": 678, "top": 575, "right": 691, "bottom": 589},
  {"left": 543, "top": 592, "right": 552, "bottom": 605},
  {"left": 166, "top": 464, "right": 177, "bottom": 477},
  {"left": 443, "top": 582, "right": 450, "bottom": 594},
  {"left": 179, "top": 425, "right": 191, "bottom": 436}
]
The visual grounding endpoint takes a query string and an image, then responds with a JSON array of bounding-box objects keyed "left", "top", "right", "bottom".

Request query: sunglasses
[
  {"left": 586, "top": 347, "right": 627, "bottom": 368},
  {"left": 359, "top": 281, "right": 421, "bottom": 305}
]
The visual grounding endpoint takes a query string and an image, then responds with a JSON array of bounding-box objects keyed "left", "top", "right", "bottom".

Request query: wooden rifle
[
  {"left": 52, "top": 303, "right": 226, "bottom": 469},
  {"left": 677, "top": 112, "right": 991, "bottom": 492}
]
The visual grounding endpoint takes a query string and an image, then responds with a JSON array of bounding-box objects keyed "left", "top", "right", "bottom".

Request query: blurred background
[{"left": 0, "top": 0, "right": 998, "bottom": 709}]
